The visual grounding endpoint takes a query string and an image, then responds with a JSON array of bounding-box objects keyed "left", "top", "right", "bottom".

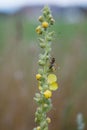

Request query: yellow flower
[
  {"left": 47, "top": 74, "right": 58, "bottom": 91},
  {"left": 46, "top": 117, "right": 51, "bottom": 123},
  {"left": 36, "top": 126, "right": 41, "bottom": 130},
  {"left": 49, "top": 82, "right": 58, "bottom": 91},
  {"left": 44, "top": 90, "right": 52, "bottom": 98},
  {"left": 47, "top": 74, "right": 57, "bottom": 84},
  {"left": 36, "top": 74, "right": 41, "bottom": 80},
  {"left": 36, "top": 26, "right": 42, "bottom": 34},
  {"left": 42, "top": 21, "right": 49, "bottom": 28}
]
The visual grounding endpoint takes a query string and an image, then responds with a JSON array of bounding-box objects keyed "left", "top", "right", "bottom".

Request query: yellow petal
[
  {"left": 36, "top": 74, "right": 41, "bottom": 80},
  {"left": 49, "top": 82, "right": 58, "bottom": 91},
  {"left": 44, "top": 90, "right": 52, "bottom": 98},
  {"left": 47, "top": 74, "right": 57, "bottom": 84},
  {"left": 42, "top": 21, "right": 49, "bottom": 28}
]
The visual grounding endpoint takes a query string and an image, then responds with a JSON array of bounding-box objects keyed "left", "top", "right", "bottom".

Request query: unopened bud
[{"left": 38, "top": 16, "right": 44, "bottom": 22}]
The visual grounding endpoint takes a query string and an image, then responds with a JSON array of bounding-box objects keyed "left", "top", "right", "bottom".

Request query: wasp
[{"left": 49, "top": 57, "right": 56, "bottom": 71}]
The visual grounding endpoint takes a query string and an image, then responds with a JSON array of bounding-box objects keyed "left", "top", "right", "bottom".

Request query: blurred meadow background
[{"left": 0, "top": 1, "right": 87, "bottom": 130}]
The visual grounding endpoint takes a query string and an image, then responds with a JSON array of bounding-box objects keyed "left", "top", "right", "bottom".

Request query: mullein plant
[{"left": 33, "top": 6, "right": 59, "bottom": 130}]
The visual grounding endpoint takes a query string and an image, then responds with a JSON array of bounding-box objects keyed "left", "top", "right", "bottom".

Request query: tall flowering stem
[{"left": 33, "top": 6, "right": 58, "bottom": 130}]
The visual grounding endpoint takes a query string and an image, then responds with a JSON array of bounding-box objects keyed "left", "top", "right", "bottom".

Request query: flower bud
[
  {"left": 46, "top": 36, "right": 52, "bottom": 41},
  {"left": 36, "top": 74, "right": 41, "bottom": 80},
  {"left": 43, "top": 11, "right": 47, "bottom": 17},
  {"left": 39, "top": 43, "right": 46, "bottom": 48},
  {"left": 50, "top": 18, "right": 55, "bottom": 25},
  {"left": 48, "top": 14, "right": 53, "bottom": 19},
  {"left": 38, "top": 16, "right": 44, "bottom": 22},
  {"left": 38, "top": 60, "right": 45, "bottom": 66},
  {"left": 38, "top": 38, "right": 44, "bottom": 42},
  {"left": 36, "top": 26, "right": 43, "bottom": 34},
  {"left": 46, "top": 117, "right": 51, "bottom": 123},
  {"left": 46, "top": 55, "right": 49, "bottom": 60},
  {"left": 44, "top": 104, "right": 48, "bottom": 108}
]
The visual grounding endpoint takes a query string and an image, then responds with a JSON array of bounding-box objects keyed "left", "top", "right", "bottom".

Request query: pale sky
[{"left": 0, "top": 0, "right": 87, "bottom": 10}]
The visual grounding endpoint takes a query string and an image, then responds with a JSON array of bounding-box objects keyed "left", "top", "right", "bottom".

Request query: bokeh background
[{"left": 0, "top": 0, "right": 87, "bottom": 130}]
